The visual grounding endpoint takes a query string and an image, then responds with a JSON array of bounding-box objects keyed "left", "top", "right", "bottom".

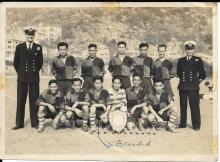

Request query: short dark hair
[
  {"left": 112, "top": 75, "right": 121, "bottom": 83},
  {"left": 117, "top": 41, "right": 126, "bottom": 47},
  {"left": 153, "top": 78, "right": 164, "bottom": 85},
  {"left": 139, "top": 42, "right": 149, "bottom": 49},
  {"left": 48, "top": 79, "right": 58, "bottom": 86},
  {"left": 57, "top": 42, "right": 68, "bottom": 49},
  {"left": 158, "top": 44, "right": 167, "bottom": 51},
  {"left": 93, "top": 76, "right": 103, "bottom": 83},
  {"left": 88, "top": 44, "right": 97, "bottom": 49},
  {"left": 132, "top": 73, "right": 142, "bottom": 80},
  {"left": 72, "top": 78, "right": 83, "bottom": 84}
]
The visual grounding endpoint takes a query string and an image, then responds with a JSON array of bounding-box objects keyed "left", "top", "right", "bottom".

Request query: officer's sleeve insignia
[{"left": 37, "top": 47, "right": 41, "bottom": 51}]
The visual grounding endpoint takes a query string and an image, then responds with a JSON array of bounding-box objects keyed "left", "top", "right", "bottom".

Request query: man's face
[
  {"left": 133, "top": 76, "right": 141, "bottom": 88},
  {"left": 72, "top": 81, "right": 82, "bottom": 92},
  {"left": 88, "top": 47, "right": 97, "bottom": 58},
  {"left": 118, "top": 44, "right": 126, "bottom": 55},
  {"left": 58, "top": 46, "right": 68, "bottom": 57},
  {"left": 185, "top": 48, "right": 195, "bottom": 57},
  {"left": 158, "top": 47, "right": 166, "bottom": 58},
  {"left": 94, "top": 79, "right": 102, "bottom": 90},
  {"left": 154, "top": 82, "right": 164, "bottom": 93},
  {"left": 49, "top": 83, "right": 58, "bottom": 94},
  {"left": 25, "top": 34, "right": 35, "bottom": 43},
  {"left": 113, "top": 79, "right": 121, "bottom": 90},
  {"left": 140, "top": 46, "right": 148, "bottom": 56}
]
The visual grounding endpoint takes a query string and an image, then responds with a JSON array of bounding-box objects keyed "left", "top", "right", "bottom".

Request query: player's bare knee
[
  {"left": 148, "top": 113, "right": 156, "bottom": 123},
  {"left": 90, "top": 105, "right": 96, "bottom": 115},
  {"left": 101, "top": 117, "right": 108, "bottom": 124},
  {"left": 82, "top": 105, "right": 89, "bottom": 114},
  {"left": 66, "top": 111, "right": 73, "bottom": 120},
  {"left": 143, "top": 106, "right": 149, "bottom": 114},
  {"left": 38, "top": 106, "right": 46, "bottom": 117},
  {"left": 60, "top": 115, "right": 67, "bottom": 124}
]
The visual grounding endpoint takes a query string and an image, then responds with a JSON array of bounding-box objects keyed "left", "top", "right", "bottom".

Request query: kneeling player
[
  {"left": 64, "top": 77, "right": 90, "bottom": 132},
  {"left": 126, "top": 74, "right": 149, "bottom": 131},
  {"left": 37, "top": 79, "right": 65, "bottom": 133},
  {"left": 147, "top": 79, "right": 177, "bottom": 132},
  {"left": 89, "top": 76, "right": 110, "bottom": 132}
]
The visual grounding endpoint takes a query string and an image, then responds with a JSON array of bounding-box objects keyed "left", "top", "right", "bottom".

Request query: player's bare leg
[{"left": 65, "top": 111, "right": 76, "bottom": 129}]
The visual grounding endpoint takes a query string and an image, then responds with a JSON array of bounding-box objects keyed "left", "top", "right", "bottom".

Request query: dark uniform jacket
[
  {"left": 13, "top": 42, "right": 43, "bottom": 83},
  {"left": 177, "top": 56, "right": 206, "bottom": 91}
]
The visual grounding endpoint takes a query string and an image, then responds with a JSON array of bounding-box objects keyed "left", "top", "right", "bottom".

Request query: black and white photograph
[{"left": 0, "top": 2, "right": 218, "bottom": 161}]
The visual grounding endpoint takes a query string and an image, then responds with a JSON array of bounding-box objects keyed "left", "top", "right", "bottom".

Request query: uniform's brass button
[{"left": 25, "top": 70, "right": 28, "bottom": 71}]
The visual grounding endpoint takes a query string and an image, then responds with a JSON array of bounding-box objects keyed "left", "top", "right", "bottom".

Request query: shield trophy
[{"left": 109, "top": 109, "right": 127, "bottom": 133}]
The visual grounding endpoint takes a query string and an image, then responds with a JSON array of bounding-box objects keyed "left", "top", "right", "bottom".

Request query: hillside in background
[{"left": 6, "top": 7, "right": 212, "bottom": 56}]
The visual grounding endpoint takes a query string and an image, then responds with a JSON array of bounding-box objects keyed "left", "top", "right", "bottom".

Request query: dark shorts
[
  {"left": 96, "top": 107, "right": 105, "bottom": 119},
  {"left": 159, "top": 109, "right": 172, "bottom": 121},
  {"left": 45, "top": 107, "right": 59, "bottom": 119},
  {"left": 128, "top": 108, "right": 143, "bottom": 122}
]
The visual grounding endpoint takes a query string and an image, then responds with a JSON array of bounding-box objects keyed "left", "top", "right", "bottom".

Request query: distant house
[
  {"left": 35, "top": 23, "right": 62, "bottom": 42},
  {"left": 5, "top": 38, "right": 23, "bottom": 62}
]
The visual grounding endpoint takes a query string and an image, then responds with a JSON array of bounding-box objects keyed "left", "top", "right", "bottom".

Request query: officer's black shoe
[
  {"left": 193, "top": 127, "right": 200, "bottom": 131},
  {"left": 12, "top": 126, "right": 23, "bottom": 130}
]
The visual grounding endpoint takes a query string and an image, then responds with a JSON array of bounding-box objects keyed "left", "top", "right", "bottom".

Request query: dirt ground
[{"left": 3, "top": 73, "right": 216, "bottom": 160}]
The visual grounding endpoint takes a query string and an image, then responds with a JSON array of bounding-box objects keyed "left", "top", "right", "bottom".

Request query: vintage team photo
[{"left": 1, "top": 2, "right": 217, "bottom": 161}]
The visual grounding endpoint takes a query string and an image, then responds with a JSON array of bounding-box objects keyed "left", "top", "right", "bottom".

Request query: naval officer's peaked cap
[
  {"left": 23, "top": 26, "right": 37, "bottom": 35},
  {"left": 184, "top": 40, "right": 196, "bottom": 50}
]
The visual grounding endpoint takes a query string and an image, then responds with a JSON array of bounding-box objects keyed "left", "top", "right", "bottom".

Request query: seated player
[
  {"left": 126, "top": 73, "right": 149, "bottom": 131},
  {"left": 63, "top": 77, "right": 90, "bottom": 132},
  {"left": 36, "top": 79, "right": 65, "bottom": 133},
  {"left": 147, "top": 79, "right": 177, "bottom": 133},
  {"left": 89, "top": 76, "right": 110, "bottom": 132}
]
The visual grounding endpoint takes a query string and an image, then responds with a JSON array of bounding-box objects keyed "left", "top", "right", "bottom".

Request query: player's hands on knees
[
  {"left": 158, "top": 110, "right": 164, "bottom": 116},
  {"left": 75, "top": 108, "right": 83, "bottom": 117},
  {"left": 47, "top": 104, "right": 56, "bottom": 113}
]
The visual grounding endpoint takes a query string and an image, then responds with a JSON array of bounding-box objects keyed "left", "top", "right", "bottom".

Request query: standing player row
[{"left": 51, "top": 41, "right": 174, "bottom": 97}]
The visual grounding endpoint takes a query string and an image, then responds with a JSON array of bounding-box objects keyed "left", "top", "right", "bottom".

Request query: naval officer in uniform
[
  {"left": 177, "top": 41, "right": 206, "bottom": 131},
  {"left": 12, "top": 26, "right": 43, "bottom": 130}
]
